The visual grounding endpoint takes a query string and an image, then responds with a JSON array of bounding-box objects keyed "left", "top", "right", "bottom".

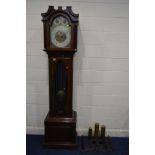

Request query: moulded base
[{"left": 43, "top": 111, "right": 77, "bottom": 149}]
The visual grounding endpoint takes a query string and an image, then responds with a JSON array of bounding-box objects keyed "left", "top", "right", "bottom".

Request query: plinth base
[
  {"left": 43, "top": 111, "right": 77, "bottom": 149},
  {"left": 43, "top": 142, "right": 76, "bottom": 149}
]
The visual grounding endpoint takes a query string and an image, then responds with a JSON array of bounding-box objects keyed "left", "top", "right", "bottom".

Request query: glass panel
[
  {"left": 54, "top": 61, "right": 67, "bottom": 114},
  {"left": 50, "top": 16, "right": 71, "bottom": 48}
]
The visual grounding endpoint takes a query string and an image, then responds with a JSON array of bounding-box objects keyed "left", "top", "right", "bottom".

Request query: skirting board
[{"left": 26, "top": 126, "right": 129, "bottom": 137}]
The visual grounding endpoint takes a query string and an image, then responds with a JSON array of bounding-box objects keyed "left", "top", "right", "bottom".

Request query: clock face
[{"left": 50, "top": 16, "right": 71, "bottom": 48}]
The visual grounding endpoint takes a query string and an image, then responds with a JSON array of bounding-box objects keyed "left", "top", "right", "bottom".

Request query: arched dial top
[
  {"left": 41, "top": 6, "right": 79, "bottom": 53},
  {"left": 50, "top": 16, "right": 71, "bottom": 48}
]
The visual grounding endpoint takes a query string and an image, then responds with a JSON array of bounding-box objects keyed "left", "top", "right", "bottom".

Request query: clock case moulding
[{"left": 41, "top": 6, "right": 79, "bottom": 149}]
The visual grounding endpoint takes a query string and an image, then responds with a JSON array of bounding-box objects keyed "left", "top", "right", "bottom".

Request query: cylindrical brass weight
[
  {"left": 100, "top": 125, "right": 105, "bottom": 138},
  {"left": 88, "top": 127, "right": 92, "bottom": 139},
  {"left": 94, "top": 123, "right": 99, "bottom": 139}
]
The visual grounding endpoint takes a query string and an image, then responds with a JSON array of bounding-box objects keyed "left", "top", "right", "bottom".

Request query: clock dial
[{"left": 50, "top": 16, "right": 71, "bottom": 48}]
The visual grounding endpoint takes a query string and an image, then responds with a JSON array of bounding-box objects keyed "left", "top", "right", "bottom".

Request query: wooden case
[{"left": 41, "top": 6, "right": 79, "bottom": 149}]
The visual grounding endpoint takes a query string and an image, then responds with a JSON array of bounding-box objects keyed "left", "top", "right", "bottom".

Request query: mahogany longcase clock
[{"left": 41, "top": 6, "right": 79, "bottom": 148}]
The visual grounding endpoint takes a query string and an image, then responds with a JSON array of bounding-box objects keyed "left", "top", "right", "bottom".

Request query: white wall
[{"left": 26, "top": 0, "right": 129, "bottom": 137}]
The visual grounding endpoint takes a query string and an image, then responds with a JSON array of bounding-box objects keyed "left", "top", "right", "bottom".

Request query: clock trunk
[{"left": 49, "top": 56, "right": 73, "bottom": 117}]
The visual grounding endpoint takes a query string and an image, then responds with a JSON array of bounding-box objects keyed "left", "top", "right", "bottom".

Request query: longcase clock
[{"left": 41, "top": 6, "right": 79, "bottom": 148}]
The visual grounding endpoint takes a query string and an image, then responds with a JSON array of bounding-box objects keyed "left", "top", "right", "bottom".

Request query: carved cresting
[
  {"left": 41, "top": 6, "right": 79, "bottom": 52},
  {"left": 41, "top": 6, "right": 79, "bottom": 23}
]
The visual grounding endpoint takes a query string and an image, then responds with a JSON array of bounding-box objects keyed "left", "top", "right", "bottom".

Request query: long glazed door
[{"left": 49, "top": 57, "right": 73, "bottom": 117}]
